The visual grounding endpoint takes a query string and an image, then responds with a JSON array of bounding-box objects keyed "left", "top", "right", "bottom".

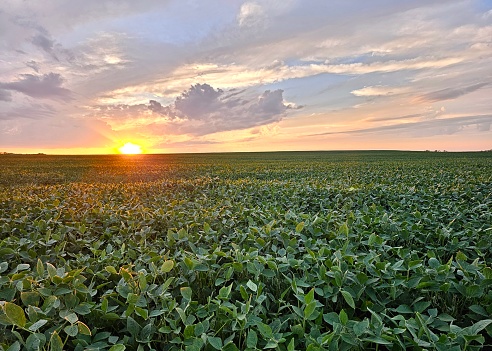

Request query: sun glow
[{"left": 119, "top": 142, "right": 143, "bottom": 154}]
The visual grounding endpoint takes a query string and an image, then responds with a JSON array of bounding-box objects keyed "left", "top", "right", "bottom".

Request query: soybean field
[{"left": 0, "top": 151, "right": 491, "bottom": 350}]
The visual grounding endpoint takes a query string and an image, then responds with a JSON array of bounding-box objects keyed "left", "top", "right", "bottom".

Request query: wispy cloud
[
  {"left": 366, "top": 113, "right": 423, "bottom": 122},
  {"left": 237, "top": 2, "right": 266, "bottom": 28},
  {"left": 351, "top": 85, "right": 409, "bottom": 97},
  {"left": 109, "top": 56, "right": 464, "bottom": 100},
  {"left": 0, "top": 73, "right": 72, "bottom": 101},
  {"left": 415, "top": 82, "right": 490, "bottom": 102},
  {"left": 312, "top": 115, "right": 492, "bottom": 137},
  {"left": 25, "top": 60, "right": 40, "bottom": 73},
  {"left": 0, "top": 103, "right": 57, "bottom": 120}
]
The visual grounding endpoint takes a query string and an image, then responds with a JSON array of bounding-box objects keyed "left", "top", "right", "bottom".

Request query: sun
[{"left": 119, "top": 142, "right": 143, "bottom": 154}]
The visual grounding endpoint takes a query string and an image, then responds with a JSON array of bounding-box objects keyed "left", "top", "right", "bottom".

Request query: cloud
[
  {"left": 25, "top": 60, "right": 40, "bottom": 72},
  {"left": 31, "top": 33, "right": 55, "bottom": 55},
  {"left": 171, "top": 84, "right": 295, "bottom": 134},
  {"left": 29, "top": 32, "right": 75, "bottom": 62},
  {"left": 416, "top": 82, "right": 490, "bottom": 102},
  {"left": 0, "top": 103, "right": 56, "bottom": 120},
  {"left": 92, "top": 83, "right": 296, "bottom": 135},
  {"left": 175, "top": 83, "right": 224, "bottom": 119},
  {"left": 477, "top": 121, "right": 490, "bottom": 131},
  {"left": 351, "top": 85, "right": 409, "bottom": 97},
  {"left": 237, "top": 2, "right": 266, "bottom": 28},
  {"left": 256, "top": 89, "right": 289, "bottom": 114},
  {"left": 0, "top": 89, "right": 12, "bottom": 102},
  {"left": 0, "top": 1, "right": 170, "bottom": 48},
  {"left": 148, "top": 100, "right": 174, "bottom": 117},
  {"left": 313, "top": 115, "right": 492, "bottom": 137},
  {"left": 109, "top": 54, "right": 464, "bottom": 104},
  {"left": 367, "top": 113, "right": 423, "bottom": 122},
  {"left": 0, "top": 73, "right": 72, "bottom": 100},
  {"left": 141, "top": 56, "right": 463, "bottom": 97}
]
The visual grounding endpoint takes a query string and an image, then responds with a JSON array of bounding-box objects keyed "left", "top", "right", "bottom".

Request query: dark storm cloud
[
  {"left": 417, "top": 82, "right": 490, "bottom": 103},
  {"left": 0, "top": 73, "right": 72, "bottom": 100}
]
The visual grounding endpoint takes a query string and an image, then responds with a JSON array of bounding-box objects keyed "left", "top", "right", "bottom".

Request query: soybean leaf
[
  {"left": 46, "top": 263, "right": 57, "bottom": 279},
  {"left": 127, "top": 316, "right": 141, "bottom": 337},
  {"left": 353, "top": 319, "right": 369, "bottom": 337},
  {"left": 6, "top": 341, "right": 20, "bottom": 351},
  {"left": 363, "top": 336, "right": 392, "bottom": 345},
  {"left": 161, "top": 260, "right": 175, "bottom": 273},
  {"left": 468, "top": 319, "right": 492, "bottom": 335},
  {"left": 49, "top": 331, "right": 63, "bottom": 351},
  {"left": 246, "top": 280, "right": 257, "bottom": 293},
  {"left": 64, "top": 324, "right": 79, "bottom": 337},
  {"left": 29, "top": 319, "right": 48, "bottom": 332},
  {"left": 341, "top": 290, "right": 355, "bottom": 309},
  {"left": 304, "top": 301, "right": 316, "bottom": 320},
  {"left": 339, "top": 309, "right": 348, "bottom": 325},
  {"left": 208, "top": 336, "right": 223, "bottom": 350},
  {"left": 36, "top": 258, "right": 44, "bottom": 277},
  {"left": 77, "top": 321, "right": 92, "bottom": 335},
  {"left": 64, "top": 312, "right": 78, "bottom": 324},
  {"left": 5, "top": 302, "right": 26, "bottom": 328},
  {"left": 26, "top": 334, "right": 41, "bottom": 351},
  {"left": 105, "top": 266, "right": 118, "bottom": 274},
  {"left": 295, "top": 222, "right": 305, "bottom": 233},
  {"left": 181, "top": 286, "right": 192, "bottom": 301},
  {"left": 246, "top": 330, "right": 258, "bottom": 349},
  {"left": 287, "top": 338, "right": 295, "bottom": 351},
  {"left": 0, "top": 262, "right": 7, "bottom": 274},
  {"left": 257, "top": 322, "right": 273, "bottom": 339},
  {"left": 305, "top": 288, "right": 315, "bottom": 304}
]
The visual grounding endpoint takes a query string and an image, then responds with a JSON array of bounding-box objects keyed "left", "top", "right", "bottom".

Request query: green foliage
[{"left": 0, "top": 151, "right": 491, "bottom": 350}]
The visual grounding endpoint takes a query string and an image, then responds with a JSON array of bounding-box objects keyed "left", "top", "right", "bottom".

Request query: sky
[{"left": 0, "top": 0, "right": 491, "bottom": 154}]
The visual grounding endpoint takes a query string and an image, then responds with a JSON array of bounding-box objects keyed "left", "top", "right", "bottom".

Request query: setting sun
[{"left": 119, "top": 142, "right": 143, "bottom": 154}]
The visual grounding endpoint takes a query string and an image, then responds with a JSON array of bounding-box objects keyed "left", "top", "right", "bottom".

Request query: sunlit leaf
[
  {"left": 161, "top": 260, "right": 175, "bottom": 273},
  {"left": 49, "top": 331, "right": 63, "bottom": 351},
  {"left": 4, "top": 302, "right": 26, "bottom": 328}
]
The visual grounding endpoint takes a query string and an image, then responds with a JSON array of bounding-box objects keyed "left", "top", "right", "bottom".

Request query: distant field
[{"left": 1, "top": 151, "right": 491, "bottom": 350}]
